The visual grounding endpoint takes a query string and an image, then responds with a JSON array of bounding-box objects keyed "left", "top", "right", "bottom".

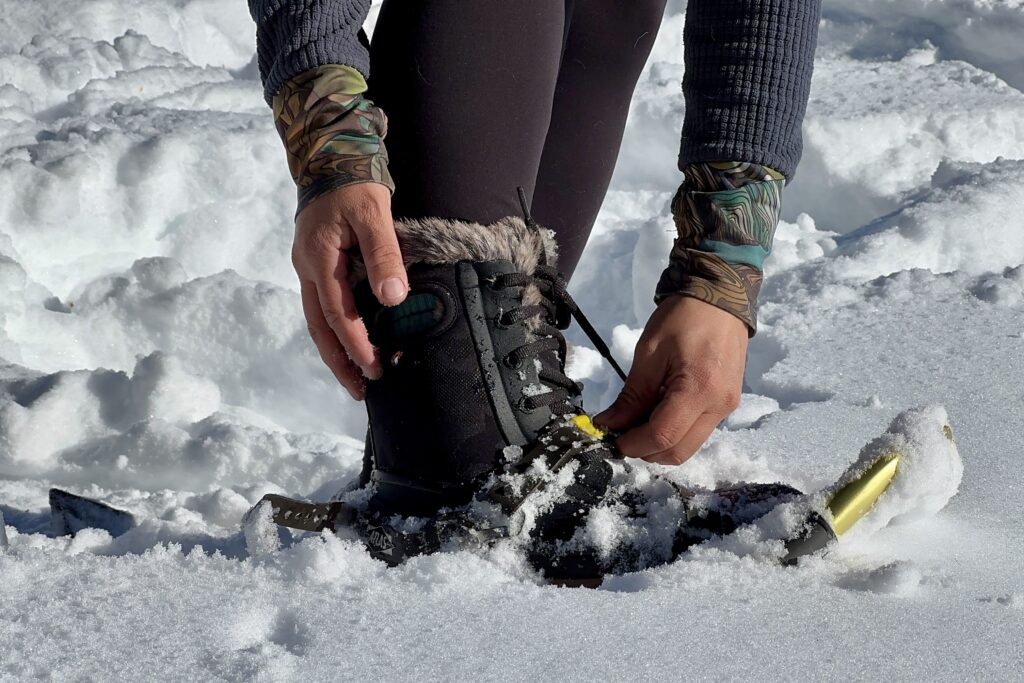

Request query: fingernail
[
  {"left": 380, "top": 278, "right": 408, "bottom": 305},
  {"left": 362, "top": 363, "right": 383, "bottom": 381},
  {"left": 593, "top": 407, "right": 617, "bottom": 427}
]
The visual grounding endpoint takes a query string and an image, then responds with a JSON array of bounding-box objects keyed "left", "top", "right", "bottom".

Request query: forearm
[
  {"left": 659, "top": 0, "right": 821, "bottom": 333},
  {"left": 679, "top": 0, "right": 822, "bottom": 180},
  {"left": 248, "top": 0, "right": 373, "bottom": 104}
]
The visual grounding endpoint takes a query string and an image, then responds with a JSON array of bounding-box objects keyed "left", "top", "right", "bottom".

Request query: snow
[
  {"left": 2, "top": 0, "right": 1024, "bottom": 679},
  {"left": 843, "top": 405, "right": 963, "bottom": 536}
]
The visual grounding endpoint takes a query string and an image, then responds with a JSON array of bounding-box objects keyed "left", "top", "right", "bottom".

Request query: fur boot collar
[{"left": 348, "top": 215, "right": 559, "bottom": 284}]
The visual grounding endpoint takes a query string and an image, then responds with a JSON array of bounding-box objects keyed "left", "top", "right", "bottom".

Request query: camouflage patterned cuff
[
  {"left": 272, "top": 65, "right": 394, "bottom": 215},
  {"left": 654, "top": 162, "right": 785, "bottom": 335}
]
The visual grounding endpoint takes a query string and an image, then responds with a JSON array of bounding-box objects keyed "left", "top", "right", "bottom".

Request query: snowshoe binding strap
[
  {"left": 259, "top": 494, "right": 507, "bottom": 567},
  {"left": 482, "top": 415, "right": 615, "bottom": 517},
  {"left": 259, "top": 494, "right": 354, "bottom": 533}
]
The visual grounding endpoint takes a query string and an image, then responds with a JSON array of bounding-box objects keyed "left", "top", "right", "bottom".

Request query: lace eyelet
[
  {"left": 518, "top": 397, "right": 537, "bottom": 413},
  {"left": 503, "top": 354, "right": 523, "bottom": 370}
]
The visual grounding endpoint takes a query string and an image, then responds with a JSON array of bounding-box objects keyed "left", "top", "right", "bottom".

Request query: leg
[
  {"left": 532, "top": 0, "right": 668, "bottom": 277},
  {"left": 368, "top": 0, "right": 567, "bottom": 224}
]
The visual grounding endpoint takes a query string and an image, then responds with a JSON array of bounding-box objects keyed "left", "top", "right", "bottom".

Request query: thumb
[
  {"left": 348, "top": 187, "right": 408, "bottom": 306},
  {"left": 594, "top": 361, "right": 661, "bottom": 431}
]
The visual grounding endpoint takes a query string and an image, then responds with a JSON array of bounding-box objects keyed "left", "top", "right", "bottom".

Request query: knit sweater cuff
[
  {"left": 249, "top": 0, "right": 373, "bottom": 105},
  {"left": 678, "top": 0, "right": 822, "bottom": 180}
]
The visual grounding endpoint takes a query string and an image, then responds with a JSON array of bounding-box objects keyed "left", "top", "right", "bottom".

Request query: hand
[
  {"left": 292, "top": 182, "right": 408, "bottom": 400},
  {"left": 594, "top": 296, "right": 747, "bottom": 465}
]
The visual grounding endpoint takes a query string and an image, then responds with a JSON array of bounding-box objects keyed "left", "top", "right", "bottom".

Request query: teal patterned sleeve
[{"left": 654, "top": 162, "right": 785, "bottom": 334}]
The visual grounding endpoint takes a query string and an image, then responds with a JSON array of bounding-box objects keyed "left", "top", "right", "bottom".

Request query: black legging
[{"left": 368, "top": 0, "right": 668, "bottom": 278}]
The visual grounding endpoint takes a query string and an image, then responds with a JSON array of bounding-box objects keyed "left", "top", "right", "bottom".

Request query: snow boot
[{"left": 349, "top": 212, "right": 624, "bottom": 518}]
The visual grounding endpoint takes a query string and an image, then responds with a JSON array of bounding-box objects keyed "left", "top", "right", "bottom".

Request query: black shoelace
[{"left": 489, "top": 265, "right": 627, "bottom": 416}]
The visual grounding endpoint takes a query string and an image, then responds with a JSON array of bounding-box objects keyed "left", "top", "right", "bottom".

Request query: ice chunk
[
  {"left": 724, "top": 394, "right": 781, "bottom": 430},
  {"left": 242, "top": 500, "right": 281, "bottom": 558}
]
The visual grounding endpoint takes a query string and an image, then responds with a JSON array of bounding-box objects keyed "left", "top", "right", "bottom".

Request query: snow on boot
[
  {"left": 521, "top": 405, "right": 962, "bottom": 579},
  {"left": 349, "top": 214, "right": 622, "bottom": 518}
]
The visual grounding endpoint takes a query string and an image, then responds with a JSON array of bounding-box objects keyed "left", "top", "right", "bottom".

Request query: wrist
[{"left": 654, "top": 254, "right": 761, "bottom": 336}]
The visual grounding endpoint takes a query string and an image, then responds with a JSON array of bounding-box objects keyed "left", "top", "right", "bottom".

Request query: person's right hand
[{"left": 292, "top": 182, "right": 408, "bottom": 400}]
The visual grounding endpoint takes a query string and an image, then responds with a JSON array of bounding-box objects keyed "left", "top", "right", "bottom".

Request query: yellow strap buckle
[{"left": 570, "top": 414, "right": 606, "bottom": 440}]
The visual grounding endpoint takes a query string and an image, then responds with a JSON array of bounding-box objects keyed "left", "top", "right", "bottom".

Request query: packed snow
[{"left": 2, "top": 0, "right": 1023, "bottom": 680}]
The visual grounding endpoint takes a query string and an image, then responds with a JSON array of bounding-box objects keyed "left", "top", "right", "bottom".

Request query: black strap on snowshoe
[
  {"left": 259, "top": 493, "right": 508, "bottom": 567},
  {"left": 481, "top": 418, "right": 614, "bottom": 518},
  {"left": 259, "top": 415, "right": 611, "bottom": 566},
  {"left": 259, "top": 494, "right": 354, "bottom": 533},
  {"left": 49, "top": 488, "right": 136, "bottom": 538}
]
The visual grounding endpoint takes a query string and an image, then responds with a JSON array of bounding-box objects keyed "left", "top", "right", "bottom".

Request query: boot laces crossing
[{"left": 490, "top": 265, "right": 627, "bottom": 416}]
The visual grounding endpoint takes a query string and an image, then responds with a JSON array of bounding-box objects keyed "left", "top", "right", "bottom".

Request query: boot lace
[{"left": 488, "top": 265, "right": 627, "bottom": 416}]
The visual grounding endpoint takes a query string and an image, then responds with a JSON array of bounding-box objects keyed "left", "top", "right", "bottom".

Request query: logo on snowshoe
[{"left": 366, "top": 525, "right": 393, "bottom": 551}]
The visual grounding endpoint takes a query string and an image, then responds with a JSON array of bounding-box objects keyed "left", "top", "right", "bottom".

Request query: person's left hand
[{"left": 594, "top": 295, "right": 748, "bottom": 465}]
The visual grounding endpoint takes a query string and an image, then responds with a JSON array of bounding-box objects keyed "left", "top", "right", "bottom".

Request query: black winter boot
[
  {"left": 339, "top": 215, "right": 812, "bottom": 582},
  {"left": 349, "top": 215, "right": 618, "bottom": 517}
]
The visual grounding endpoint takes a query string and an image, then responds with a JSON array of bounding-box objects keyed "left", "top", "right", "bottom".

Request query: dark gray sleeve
[
  {"left": 678, "top": 0, "right": 822, "bottom": 180},
  {"left": 248, "top": 0, "right": 373, "bottom": 105}
]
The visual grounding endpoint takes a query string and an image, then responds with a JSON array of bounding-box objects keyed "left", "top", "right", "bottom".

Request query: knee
[
  {"left": 630, "top": 0, "right": 670, "bottom": 36},
  {"left": 608, "top": 0, "right": 667, "bottom": 43},
  {"left": 578, "top": 0, "right": 668, "bottom": 69}
]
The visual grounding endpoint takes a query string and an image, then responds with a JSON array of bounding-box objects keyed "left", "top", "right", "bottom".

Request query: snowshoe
[
  {"left": 49, "top": 488, "right": 136, "bottom": 538},
  {"left": 260, "top": 405, "right": 961, "bottom": 584},
  {"left": 521, "top": 405, "right": 961, "bottom": 581},
  {"left": 260, "top": 197, "right": 963, "bottom": 583}
]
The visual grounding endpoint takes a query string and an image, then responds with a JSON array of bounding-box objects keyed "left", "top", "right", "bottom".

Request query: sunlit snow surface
[{"left": 2, "top": 0, "right": 1024, "bottom": 679}]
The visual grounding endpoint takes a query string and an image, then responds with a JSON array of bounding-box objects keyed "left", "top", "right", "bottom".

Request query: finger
[
  {"left": 346, "top": 187, "right": 408, "bottom": 306},
  {"left": 300, "top": 280, "right": 367, "bottom": 399},
  {"left": 643, "top": 412, "right": 722, "bottom": 466},
  {"left": 593, "top": 355, "right": 662, "bottom": 431},
  {"left": 615, "top": 385, "right": 703, "bottom": 459},
  {"left": 331, "top": 348, "right": 368, "bottom": 401},
  {"left": 310, "top": 250, "right": 381, "bottom": 378}
]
